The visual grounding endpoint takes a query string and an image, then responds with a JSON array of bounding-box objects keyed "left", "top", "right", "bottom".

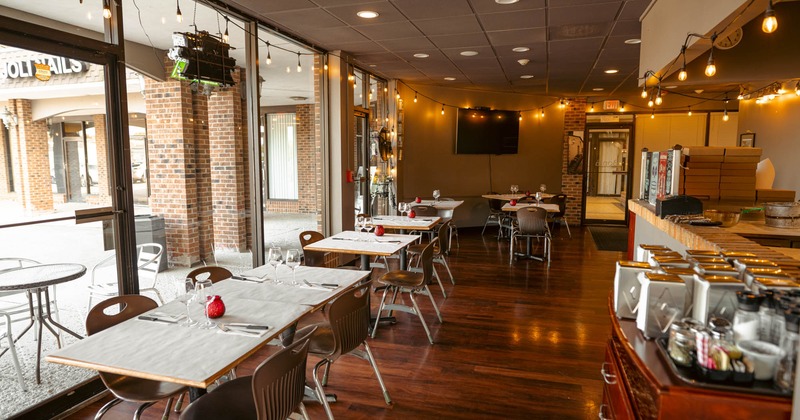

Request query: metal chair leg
[
  {"left": 95, "top": 398, "right": 123, "bottom": 420},
  {"left": 563, "top": 219, "right": 572, "bottom": 238},
  {"left": 421, "top": 285, "right": 442, "bottom": 323},
  {"left": 409, "top": 292, "right": 434, "bottom": 345},
  {"left": 173, "top": 393, "right": 185, "bottom": 413},
  {"left": 363, "top": 341, "right": 392, "bottom": 405},
  {"left": 133, "top": 401, "right": 156, "bottom": 420},
  {"left": 371, "top": 287, "right": 391, "bottom": 338},
  {"left": 313, "top": 360, "right": 335, "bottom": 420},
  {"left": 322, "top": 360, "right": 332, "bottom": 386},
  {"left": 298, "top": 402, "right": 311, "bottom": 420},
  {"left": 160, "top": 397, "right": 174, "bottom": 420}
]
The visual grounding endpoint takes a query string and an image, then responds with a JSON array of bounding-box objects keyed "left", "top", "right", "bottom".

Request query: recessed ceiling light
[
  {"left": 592, "top": 88, "right": 604, "bottom": 91},
  {"left": 624, "top": 38, "right": 641, "bottom": 45},
  {"left": 369, "top": 64, "right": 377, "bottom": 67},
  {"left": 604, "top": 69, "right": 619, "bottom": 74},
  {"left": 460, "top": 51, "right": 479, "bottom": 56},
  {"left": 444, "top": 77, "right": 456, "bottom": 81},
  {"left": 413, "top": 53, "right": 429, "bottom": 58},
  {"left": 512, "top": 47, "right": 530, "bottom": 53},
  {"left": 665, "top": 85, "right": 677, "bottom": 89},
  {"left": 356, "top": 11, "right": 379, "bottom": 19},
  {"left": 520, "top": 75, "right": 534, "bottom": 79},
  {"left": 495, "top": 0, "right": 519, "bottom": 4}
]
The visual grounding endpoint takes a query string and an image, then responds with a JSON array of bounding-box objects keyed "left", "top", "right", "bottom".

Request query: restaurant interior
[{"left": 1, "top": 0, "right": 800, "bottom": 419}]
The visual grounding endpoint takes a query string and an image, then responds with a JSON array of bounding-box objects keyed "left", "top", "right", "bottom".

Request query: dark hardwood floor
[{"left": 66, "top": 225, "right": 625, "bottom": 420}]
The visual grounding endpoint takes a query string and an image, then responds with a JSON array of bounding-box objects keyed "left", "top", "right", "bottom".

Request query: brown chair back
[
  {"left": 251, "top": 327, "right": 315, "bottom": 420},
  {"left": 517, "top": 196, "right": 537, "bottom": 203},
  {"left": 299, "top": 231, "right": 327, "bottom": 267},
  {"left": 86, "top": 294, "right": 158, "bottom": 336},
  {"left": 545, "top": 194, "right": 568, "bottom": 217},
  {"left": 435, "top": 221, "right": 451, "bottom": 256},
  {"left": 418, "top": 238, "right": 437, "bottom": 286},
  {"left": 186, "top": 266, "right": 232, "bottom": 286},
  {"left": 325, "top": 279, "right": 373, "bottom": 360},
  {"left": 410, "top": 205, "right": 438, "bottom": 217},
  {"left": 517, "top": 207, "right": 549, "bottom": 235}
]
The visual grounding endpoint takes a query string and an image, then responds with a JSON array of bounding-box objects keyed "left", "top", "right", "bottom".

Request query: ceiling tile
[
  {"left": 264, "top": 8, "right": 346, "bottom": 29},
  {"left": 549, "top": 22, "right": 611, "bottom": 40},
  {"left": 392, "top": 0, "right": 474, "bottom": 20},
  {"left": 472, "top": 0, "right": 546, "bottom": 13},
  {"left": 479, "top": 9, "right": 546, "bottom": 32},
  {"left": 353, "top": 52, "right": 401, "bottom": 63},
  {"left": 229, "top": 0, "right": 317, "bottom": 14},
  {"left": 610, "top": 19, "right": 641, "bottom": 38},
  {"left": 313, "top": 0, "right": 385, "bottom": 5},
  {"left": 486, "top": 28, "right": 547, "bottom": 47},
  {"left": 301, "top": 26, "right": 370, "bottom": 45},
  {"left": 549, "top": 3, "right": 621, "bottom": 26},
  {"left": 619, "top": 0, "right": 651, "bottom": 20},
  {"left": 377, "top": 37, "right": 436, "bottom": 52},
  {"left": 336, "top": 41, "right": 387, "bottom": 54},
  {"left": 414, "top": 15, "right": 483, "bottom": 36},
  {"left": 441, "top": 47, "right": 496, "bottom": 60},
  {"left": 429, "top": 33, "right": 491, "bottom": 49},
  {"left": 353, "top": 21, "right": 423, "bottom": 40}
]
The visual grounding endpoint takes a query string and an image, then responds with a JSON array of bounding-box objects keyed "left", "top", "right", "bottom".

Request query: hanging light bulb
[
  {"left": 647, "top": 96, "right": 654, "bottom": 107},
  {"left": 655, "top": 90, "right": 663, "bottom": 106},
  {"left": 222, "top": 18, "right": 229, "bottom": 43},
  {"left": 296, "top": 52, "right": 302, "bottom": 72},
  {"left": 651, "top": 111, "right": 655, "bottom": 119},
  {"left": 762, "top": 0, "right": 778, "bottom": 33},
  {"left": 384, "top": 87, "right": 388, "bottom": 93},
  {"left": 414, "top": 92, "right": 418, "bottom": 103},
  {"left": 688, "top": 107, "right": 692, "bottom": 116},
  {"left": 176, "top": 0, "right": 182, "bottom": 23},
  {"left": 323, "top": 56, "right": 328, "bottom": 71},
  {"left": 641, "top": 86, "right": 648, "bottom": 98},
  {"left": 559, "top": 98, "right": 565, "bottom": 109},
  {"left": 678, "top": 46, "right": 687, "bottom": 81},
  {"left": 795, "top": 82, "right": 800, "bottom": 96},
  {"left": 723, "top": 97, "right": 730, "bottom": 121},
  {"left": 103, "top": 0, "right": 112, "bottom": 19},
  {"left": 518, "top": 112, "right": 522, "bottom": 121},
  {"left": 265, "top": 42, "right": 272, "bottom": 65},
  {"left": 619, "top": 103, "right": 625, "bottom": 112},
  {"left": 705, "top": 46, "right": 716, "bottom": 77},
  {"left": 590, "top": 103, "right": 595, "bottom": 112},
  {"left": 540, "top": 108, "right": 545, "bottom": 118},
  {"left": 396, "top": 89, "right": 400, "bottom": 100},
  {"left": 441, "top": 104, "right": 445, "bottom": 115}
]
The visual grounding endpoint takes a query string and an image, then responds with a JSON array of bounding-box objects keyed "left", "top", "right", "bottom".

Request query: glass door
[
  {"left": 583, "top": 125, "right": 633, "bottom": 224},
  {"left": 354, "top": 110, "right": 369, "bottom": 215}
]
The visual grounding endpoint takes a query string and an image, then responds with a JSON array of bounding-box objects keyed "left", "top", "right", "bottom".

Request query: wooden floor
[{"left": 66, "top": 225, "right": 625, "bottom": 420}]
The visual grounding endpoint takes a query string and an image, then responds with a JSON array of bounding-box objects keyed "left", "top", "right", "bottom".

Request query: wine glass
[
  {"left": 267, "top": 247, "right": 283, "bottom": 283},
  {"left": 178, "top": 278, "right": 198, "bottom": 327},
  {"left": 397, "top": 202, "right": 407, "bottom": 217},
  {"left": 510, "top": 185, "right": 518, "bottom": 194},
  {"left": 535, "top": 191, "right": 542, "bottom": 204},
  {"left": 433, "top": 189, "right": 441, "bottom": 203},
  {"left": 194, "top": 279, "right": 216, "bottom": 329},
  {"left": 540, "top": 184, "right": 547, "bottom": 194},
  {"left": 284, "top": 249, "right": 301, "bottom": 285},
  {"left": 356, "top": 214, "right": 366, "bottom": 232},
  {"left": 364, "top": 216, "right": 374, "bottom": 232}
]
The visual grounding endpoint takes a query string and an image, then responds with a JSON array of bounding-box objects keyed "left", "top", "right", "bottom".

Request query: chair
[
  {"left": 510, "top": 207, "right": 551, "bottom": 266},
  {"left": 87, "top": 243, "right": 165, "bottom": 310},
  {"left": 409, "top": 205, "right": 439, "bottom": 241},
  {"left": 179, "top": 327, "right": 317, "bottom": 420},
  {"left": 545, "top": 193, "right": 572, "bottom": 238},
  {"left": 185, "top": 266, "right": 232, "bottom": 285},
  {"left": 295, "top": 279, "right": 391, "bottom": 419},
  {"left": 407, "top": 221, "right": 455, "bottom": 297},
  {"left": 1, "top": 312, "right": 26, "bottom": 391},
  {"left": 299, "top": 231, "right": 327, "bottom": 267},
  {"left": 482, "top": 192, "right": 505, "bottom": 236},
  {"left": 373, "top": 240, "right": 441, "bottom": 345},
  {"left": 438, "top": 198, "right": 459, "bottom": 248},
  {"left": 0, "top": 257, "right": 49, "bottom": 372},
  {"left": 86, "top": 295, "right": 187, "bottom": 420}
]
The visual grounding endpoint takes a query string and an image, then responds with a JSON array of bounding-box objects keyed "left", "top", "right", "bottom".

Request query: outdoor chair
[{"left": 87, "top": 243, "right": 165, "bottom": 310}]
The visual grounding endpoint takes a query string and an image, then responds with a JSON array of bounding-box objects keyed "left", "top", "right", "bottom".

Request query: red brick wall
[
  {"left": 562, "top": 98, "right": 587, "bottom": 224},
  {"left": 10, "top": 99, "right": 53, "bottom": 211},
  {"left": 192, "top": 93, "right": 214, "bottom": 262},
  {"left": 0, "top": 125, "right": 8, "bottom": 194}
]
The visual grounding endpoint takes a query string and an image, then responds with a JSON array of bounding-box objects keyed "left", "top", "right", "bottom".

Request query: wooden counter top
[{"left": 628, "top": 200, "right": 800, "bottom": 278}]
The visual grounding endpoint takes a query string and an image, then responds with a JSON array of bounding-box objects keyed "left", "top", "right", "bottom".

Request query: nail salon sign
[{"left": 0, "top": 56, "right": 89, "bottom": 81}]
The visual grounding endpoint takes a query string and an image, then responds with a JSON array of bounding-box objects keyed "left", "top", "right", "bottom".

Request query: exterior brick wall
[
  {"left": 192, "top": 93, "right": 215, "bottom": 262},
  {"left": 10, "top": 99, "right": 53, "bottom": 211},
  {"left": 0, "top": 126, "right": 8, "bottom": 194},
  {"left": 86, "top": 114, "right": 111, "bottom": 206},
  {"left": 562, "top": 98, "right": 587, "bottom": 225}
]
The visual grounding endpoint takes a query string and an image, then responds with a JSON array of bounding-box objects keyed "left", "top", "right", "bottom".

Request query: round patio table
[{"left": 0, "top": 263, "right": 87, "bottom": 383}]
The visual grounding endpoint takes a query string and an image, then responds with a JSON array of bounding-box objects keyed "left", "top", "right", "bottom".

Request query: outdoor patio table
[{"left": 0, "top": 263, "right": 86, "bottom": 384}]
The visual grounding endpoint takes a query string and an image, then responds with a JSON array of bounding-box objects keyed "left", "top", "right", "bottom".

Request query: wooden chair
[{"left": 86, "top": 295, "right": 187, "bottom": 420}]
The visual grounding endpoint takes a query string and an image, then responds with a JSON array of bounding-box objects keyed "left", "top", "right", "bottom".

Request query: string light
[
  {"left": 723, "top": 109, "right": 729, "bottom": 121},
  {"left": 705, "top": 36, "right": 717, "bottom": 77},
  {"left": 176, "top": 0, "right": 182, "bottom": 23},
  {"left": 762, "top": 0, "right": 778, "bottom": 33},
  {"left": 650, "top": 110, "right": 655, "bottom": 119},
  {"left": 296, "top": 52, "right": 302, "bottom": 72},
  {"left": 223, "top": 17, "right": 229, "bottom": 43},
  {"left": 323, "top": 56, "right": 328, "bottom": 71},
  {"left": 559, "top": 98, "right": 565, "bottom": 109},
  {"left": 414, "top": 92, "right": 418, "bottom": 103},
  {"left": 678, "top": 46, "right": 687, "bottom": 81},
  {"left": 441, "top": 104, "right": 445, "bottom": 115},
  {"left": 640, "top": 85, "right": 648, "bottom": 99},
  {"left": 266, "top": 42, "right": 272, "bottom": 65},
  {"left": 518, "top": 112, "right": 522, "bottom": 121},
  {"left": 396, "top": 89, "right": 400, "bottom": 100},
  {"left": 688, "top": 107, "right": 692, "bottom": 116},
  {"left": 647, "top": 96, "right": 654, "bottom": 107},
  {"left": 103, "top": 0, "right": 111, "bottom": 19},
  {"left": 655, "top": 88, "right": 663, "bottom": 105},
  {"left": 619, "top": 103, "right": 625, "bottom": 112},
  {"left": 590, "top": 103, "right": 595, "bottom": 112},
  {"left": 540, "top": 108, "right": 545, "bottom": 118}
]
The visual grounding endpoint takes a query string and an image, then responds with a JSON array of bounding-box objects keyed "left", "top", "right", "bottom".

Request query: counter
[{"left": 628, "top": 199, "right": 800, "bottom": 277}]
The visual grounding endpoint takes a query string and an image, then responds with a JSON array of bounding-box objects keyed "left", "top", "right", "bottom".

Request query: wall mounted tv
[{"left": 455, "top": 108, "right": 520, "bottom": 154}]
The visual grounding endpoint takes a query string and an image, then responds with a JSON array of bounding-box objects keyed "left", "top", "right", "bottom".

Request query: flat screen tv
[{"left": 455, "top": 108, "right": 519, "bottom": 154}]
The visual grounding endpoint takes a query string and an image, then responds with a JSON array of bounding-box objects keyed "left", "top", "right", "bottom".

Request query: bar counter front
[{"left": 600, "top": 200, "right": 800, "bottom": 419}]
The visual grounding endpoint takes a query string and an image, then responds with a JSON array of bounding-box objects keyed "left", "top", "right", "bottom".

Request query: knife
[
  {"left": 138, "top": 315, "right": 179, "bottom": 323},
  {"left": 303, "top": 279, "right": 337, "bottom": 289},
  {"left": 224, "top": 323, "right": 271, "bottom": 330}
]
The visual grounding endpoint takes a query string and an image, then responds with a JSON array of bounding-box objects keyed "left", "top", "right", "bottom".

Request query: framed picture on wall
[{"left": 739, "top": 132, "right": 756, "bottom": 147}]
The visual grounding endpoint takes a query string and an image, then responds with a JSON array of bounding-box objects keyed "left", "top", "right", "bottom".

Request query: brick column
[
  {"left": 192, "top": 93, "right": 215, "bottom": 262},
  {"left": 144, "top": 77, "right": 201, "bottom": 267},
  {"left": 0, "top": 125, "right": 8, "bottom": 194},
  {"left": 9, "top": 99, "right": 53, "bottom": 211},
  {"left": 208, "top": 73, "right": 247, "bottom": 252},
  {"left": 312, "top": 54, "right": 323, "bottom": 231},
  {"left": 562, "top": 98, "right": 587, "bottom": 225},
  {"left": 88, "top": 114, "right": 112, "bottom": 205}
]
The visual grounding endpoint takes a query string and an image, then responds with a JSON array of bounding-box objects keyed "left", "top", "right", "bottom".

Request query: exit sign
[{"left": 603, "top": 100, "right": 620, "bottom": 110}]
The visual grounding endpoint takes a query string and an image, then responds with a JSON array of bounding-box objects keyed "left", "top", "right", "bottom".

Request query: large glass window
[{"left": 266, "top": 112, "right": 299, "bottom": 200}]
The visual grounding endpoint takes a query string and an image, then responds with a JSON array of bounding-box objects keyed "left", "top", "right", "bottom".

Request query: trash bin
[
  {"left": 101, "top": 215, "right": 168, "bottom": 271},
  {"left": 135, "top": 215, "right": 168, "bottom": 271}
]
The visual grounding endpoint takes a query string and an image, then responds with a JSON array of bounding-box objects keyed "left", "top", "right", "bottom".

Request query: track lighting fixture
[{"left": 762, "top": 0, "right": 778, "bottom": 33}]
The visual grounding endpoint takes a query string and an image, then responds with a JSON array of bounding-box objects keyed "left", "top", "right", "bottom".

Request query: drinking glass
[
  {"left": 398, "top": 202, "right": 407, "bottom": 216},
  {"left": 268, "top": 247, "right": 283, "bottom": 284},
  {"left": 535, "top": 191, "right": 543, "bottom": 204},
  {"left": 178, "top": 277, "right": 198, "bottom": 327},
  {"left": 194, "top": 279, "right": 216, "bottom": 329},
  {"left": 433, "top": 189, "right": 441, "bottom": 202},
  {"left": 284, "top": 249, "right": 301, "bottom": 285},
  {"left": 356, "top": 214, "right": 366, "bottom": 232},
  {"left": 540, "top": 184, "right": 547, "bottom": 194},
  {"left": 364, "top": 216, "right": 374, "bottom": 232}
]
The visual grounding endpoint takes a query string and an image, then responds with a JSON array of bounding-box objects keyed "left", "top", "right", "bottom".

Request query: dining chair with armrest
[
  {"left": 295, "top": 279, "right": 391, "bottom": 420},
  {"left": 545, "top": 193, "right": 571, "bottom": 238},
  {"left": 87, "top": 243, "right": 165, "bottom": 310},
  {"left": 373, "top": 240, "right": 441, "bottom": 344},
  {"left": 86, "top": 295, "right": 187, "bottom": 420},
  {"left": 299, "top": 231, "right": 327, "bottom": 267},
  {"left": 179, "top": 326, "right": 318, "bottom": 420},
  {"left": 510, "top": 207, "right": 551, "bottom": 266},
  {"left": 438, "top": 197, "right": 459, "bottom": 247}
]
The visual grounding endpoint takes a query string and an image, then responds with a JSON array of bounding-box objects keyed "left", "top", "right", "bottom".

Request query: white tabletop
[
  {"left": 502, "top": 202, "right": 560, "bottom": 213},
  {"left": 413, "top": 200, "right": 464, "bottom": 210},
  {"left": 483, "top": 193, "right": 555, "bottom": 201},
  {"left": 303, "top": 230, "right": 419, "bottom": 257},
  {"left": 371, "top": 215, "right": 441, "bottom": 231}
]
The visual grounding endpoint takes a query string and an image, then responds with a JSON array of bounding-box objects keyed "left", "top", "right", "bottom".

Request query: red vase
[
  {"left": 510, "top": 199, "right": 517, "bottom": 206},
  {"left": 205, "top": 295, "right": 226, "bottom": 319},
  {"left": 415, "top": 197, "right": 421, "bottom": 203},
  {"left": 408, "top": 210, "right": 416, "bottom": 218},
  {"left": 375, "top": 225, "right": 385, "bottom": 236}
]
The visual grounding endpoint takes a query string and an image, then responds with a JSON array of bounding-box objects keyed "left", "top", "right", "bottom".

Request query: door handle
[{"left": 600, "top": 362, "right": 617, "bottom": 385}]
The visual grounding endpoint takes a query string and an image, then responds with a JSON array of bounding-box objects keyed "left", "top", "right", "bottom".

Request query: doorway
[{"left": 583, "top": 119, "right": 634, "bottom": 225}]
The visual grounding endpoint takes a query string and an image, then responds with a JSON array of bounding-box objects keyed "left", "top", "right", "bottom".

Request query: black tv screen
[{"left": 455, "top": 108, "right": 519, "bottom": 154}]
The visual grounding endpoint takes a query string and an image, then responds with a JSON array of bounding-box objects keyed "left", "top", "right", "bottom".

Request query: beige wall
[
  {"left": 738, "top": 94, "right": 800, "bottom": 192},
  {"left": 397, "top": 84, "right": 564, "bottom": 227}
]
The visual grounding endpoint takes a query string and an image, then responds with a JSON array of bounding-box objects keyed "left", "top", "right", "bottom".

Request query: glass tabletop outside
[{"left": 0, "top": 263, "right": 86, "bottom": 291}]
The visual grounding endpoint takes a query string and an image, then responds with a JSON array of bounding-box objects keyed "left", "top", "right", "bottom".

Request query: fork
[{"left": 217, "top": 323, "right": 261, "bottom": 336}]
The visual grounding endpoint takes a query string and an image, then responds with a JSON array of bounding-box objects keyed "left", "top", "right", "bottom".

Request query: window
[{"left": 266, "top": 113, "right": 298, "bottom": 199}]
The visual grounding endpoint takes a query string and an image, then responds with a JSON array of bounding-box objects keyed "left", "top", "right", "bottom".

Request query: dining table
[
  {"left": 0, "top": 263, "right": 87, "bottom": 384},
  {"left": 46, "top": 266, "right": 370, "bottom": 392},
  {"left": 483, "top": 193, "right": 555, "bottom": 201},
  {"left": 370, "top": 215, "right": 440, "bottom": 234},
  {"left": 302, "top": 230, "right": 420, "bottom": 271},
  {"left": 501, "top": 202, "right": 560, "bottom": 213}
]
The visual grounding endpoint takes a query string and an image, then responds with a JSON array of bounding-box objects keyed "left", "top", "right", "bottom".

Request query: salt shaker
[{"left": 732, "top": 291, "right": 762, "bottom": 343}]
